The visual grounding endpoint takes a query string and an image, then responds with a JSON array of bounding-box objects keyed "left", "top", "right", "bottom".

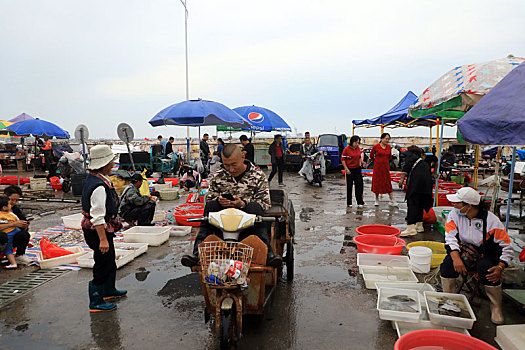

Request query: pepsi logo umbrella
[
  {"left": 232, "top": 105, "right": 291, "bottom": 132},
  {"left": 149, "top": 99, "right": 251, "bottom": 128},
  {"left": 5, "top": 118, "right": 70, "bottom": 138}
]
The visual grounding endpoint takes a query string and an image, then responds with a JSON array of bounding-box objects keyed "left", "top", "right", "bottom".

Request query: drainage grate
[{"left": 0, "top": 269, "right": 68, "bottom": 308}]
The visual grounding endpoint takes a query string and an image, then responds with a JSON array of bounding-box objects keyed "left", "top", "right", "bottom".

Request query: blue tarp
[
  {"left": 353, "top": 91, "right": 436, "bottom": 127},
  {"left": 458, "top": 61, "right": 525, "bottom": 146}
]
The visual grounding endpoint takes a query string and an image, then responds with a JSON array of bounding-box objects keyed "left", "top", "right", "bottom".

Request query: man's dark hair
[
  {"left": 305, "top": 131, "right": 310, "bottom": 136},
  {"left": 203, "top": 133, "right": 209, "bottom": 137},
  {"left": 0, "top": 196, "right": 9, "bottom": 211},
  {"left": 4, "top": 185, "right": 22, "bottom": 197},
  {"left": 349, "top": 135, "right": 361, "bottom": 146},
  {"left": 169, "top": 136, "right": 174, "bottom": 141},
  {"left": 407, "top": 145, "right": 423, "bottom": 157},
  {"left": 222, "top": 144, "right": 241, "bottom": 158},
  {"left": 130, "top": 174, "right": 143, "bottom": 184},
  {"left": 157, "top": 135, "right": 163, "bottom": 140},
  {"left": 274, "top": 134, "right": 282, "bottom": 140},
  {"left": 239, "top": 135, "right": 248, "bottom": 142}
]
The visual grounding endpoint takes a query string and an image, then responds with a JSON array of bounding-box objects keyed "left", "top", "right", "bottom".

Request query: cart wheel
[
  {"left": 286, "top": 242, "right": 294, "bottom": 281},
  {"left": 219, "top": 308, "right": 236, "bottom": 350}
]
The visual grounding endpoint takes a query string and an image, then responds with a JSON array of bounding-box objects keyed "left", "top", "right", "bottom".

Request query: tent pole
[
  {"left": 436, "top": 120, "right": 440, "bottom": 159},
  {"left": 429, "top": 126, "right": 432, "bottom": 152},
  {"left": 352, "top": 125, "right": 355, "bottom": 136},
  {"left": 504, "top": 147, "right": 517, "bottom": 231},
  {"left": 434, "top": 119, "right": 444, "bottom": 206},
  {"left": 473, "top": 145, "right": 480, "bottom": 189},
  {"left": 380, "top": 125, "right": 384, "bottom": 135}
]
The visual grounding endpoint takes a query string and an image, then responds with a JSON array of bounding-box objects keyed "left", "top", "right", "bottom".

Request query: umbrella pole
[
  {"left": 352, "top": 125, "right": 355, "bottom": 136},
  {"left": 473, "top": 145, "right": 480, "bottom": 189},
  {"left": 429, "top": 126, "right": 432, "bottom": 151},
  {"left": 490, "top": 147, "right": 502, "bottom": 213},
  {"left": 434, "top": 119, "right": 444, "bottom": 206},
  {"left": 504, "top": 147, "right": 517, "bottom": 231}
]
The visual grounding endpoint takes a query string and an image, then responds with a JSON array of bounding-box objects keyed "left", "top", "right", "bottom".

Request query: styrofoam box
[
  {"left": 114, "top": 242, "right": 148, "bottom": 258},
  {"left": 357, "top": 253, "right": 410, "bottom": 274},
  {"left": 77, "top": 249, "right": 135, "bottom": 269},
  {"left": 377, "top": 287, "right": 421, "bottom": 323},
  {"left": 361, "top": 266, "right": 418, "bottom": 289},
  {"left": 495, "top": 324, "right": 525, "bottom": 350},
  {"left": 61, "top": 213, "right": 84, "bottom": 230},
  {"left": 375, "top": 282, "right": 435, "bottom": 307},
  {"left": 123, "top": 226, "right": 170, "bottom": 246},
  {"left": 395, "top": 320, "right": 470, "bottom": 338},
  {"left": 30, "top": 178, "right": 47, "bottom": 190},
  {"left": 424, "top": 291, "right": 477, "bottom": 329},
  {"left": 37, "top": 246, "right": 85, "bottom": 269},
  {"left": 170, "top": 226, "right": 192, "bottom": 237}
]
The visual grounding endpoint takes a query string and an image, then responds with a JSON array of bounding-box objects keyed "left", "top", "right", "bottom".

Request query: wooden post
[
  {"left": 473, "top": 145, "right": 480, "bottom": 189},
  {"left": 352, "top": 125, "right": 355, "bottom": 136}
]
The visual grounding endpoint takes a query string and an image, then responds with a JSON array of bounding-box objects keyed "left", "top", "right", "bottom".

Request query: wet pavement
[{"left": 1, "top": 172, "right": 525, "bottom": 349}]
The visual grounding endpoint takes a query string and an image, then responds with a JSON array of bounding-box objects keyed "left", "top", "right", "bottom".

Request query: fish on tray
[
  {"left": 426, "top": 296, "right": 471, "bottom": 318},
  {"left": 380, "top": 295, "right": 418, "bottom": 313}
]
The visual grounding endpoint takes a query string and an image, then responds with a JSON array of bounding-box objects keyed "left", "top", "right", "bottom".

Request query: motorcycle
[{"left": 301, "top": 151, "right": 323, "bottom": 187}]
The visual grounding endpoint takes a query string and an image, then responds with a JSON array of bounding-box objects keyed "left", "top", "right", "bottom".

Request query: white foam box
[
  {"left": 375, "top": 282, "right": 435, "bottom": 307},
  {"left": 122, "top": 226, "right": 170, "bottom": 246},
  {"left": 377, "top": 287, "right": 421, "bottom": 323},
  {"left": 394, "top": 320, "right": 470, "bottom": 338},
  {"left": 424, "top": 291, "right": 477, "bottom": 330},
  {"left": 361, "top": 266, "right": 418, "bottom": 289},
  {"left": 77, "top": 249, "right": 135, "bottom": 269},
  {"left": 114, "top": 242, "right": 148, "bottom": 258},
  {"left": 37, "top": 246, "right": 85, "bottom": 269},
  {"left": 357, "top": 253, "right": 410, "bottom": 274},
  {"left": 61, "top": 213, "right": 84, "bottom": 230},
  {"left": 495, "top": 324, "right": 525, "bottom": 350},
  {"left": 30, "top": 178, "right": 47, "bottom": 190},
  {"left": 170, "top": 226, "right": 192, "bottom": 237}
]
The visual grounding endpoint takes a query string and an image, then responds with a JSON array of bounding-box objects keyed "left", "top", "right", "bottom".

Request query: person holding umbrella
[{"left": 81, "top": 145, "right": 126, "bottom": 312}]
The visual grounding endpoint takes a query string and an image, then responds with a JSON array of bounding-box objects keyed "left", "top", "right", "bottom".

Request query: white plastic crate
[
  {"left": 36, "top": 246, "right": 85, "bottom": 269},
  {"left": 375, "top": 282, "right": 435, "bottom": 307},
  {"left": 61, "top": 213, "right": 84, "bottom": 229},
  {"left": 30, "top": 178, "right": 47, "bottom": 190},
  {"left": 123, "top": 226, "right": 170, "bottom": 246},
  {"left": 495, "top": 324, "right": 525, "bottom": 350},
  {"left": 357, "top": 253, "right": 410, "bottom": 274},
  {"left": 394, "top": 320, "right": 470, "bottom": 338},
  {"left": 77, "top": 249, "right": 135, "bottom": 269},
  {"left": 361, "top": 266, "right": 418, "bottom": 289},
  {"left": 114, "top": 242, "right": 148, "bottom": 258},
  {"left": 424, "top": 291, "right": 477, "bottom": 329},
  {"left": 170, "top": 226, "right": 192, "bottom": 237},
  {"left": 377, "top": 287, "right": 421, "bottom": 323}
]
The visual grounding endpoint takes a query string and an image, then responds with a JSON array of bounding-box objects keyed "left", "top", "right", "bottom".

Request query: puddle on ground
[
  {"left": 296, "top": 265, "right": 349, "bottom": 283},
  {"left": 323, "top": 209, "right": 347, "bottom": 215}
]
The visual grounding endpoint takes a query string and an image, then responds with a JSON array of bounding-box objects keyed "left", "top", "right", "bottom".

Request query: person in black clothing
[
  {"left": 398, "top": 146, "right": 434, "bottom": 237},
  {"left": 240, "top": 135, "right": 255, "bottom": 164},
  {"left": 268, "top": 134, "right": 286, "bottom": 186},
  {"left": 1, "top": 186, "right": 32, "bottom": 265},
  {"left": 165, "top": 136, "right": 174, "bottom": 156},
  {"left": 200, "top": 134, "right": 211, "bottom": 165}
]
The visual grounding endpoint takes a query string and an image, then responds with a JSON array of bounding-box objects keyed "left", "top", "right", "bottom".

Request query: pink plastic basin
[
  {"left": 353, "top": 234, "right": 406, "bottom": 255},
  {"left": 356, "top": 225, "right": 401, "bottom": 237},
  {"left": 394, "top": 330, "right": 496, "bottom": 350}
]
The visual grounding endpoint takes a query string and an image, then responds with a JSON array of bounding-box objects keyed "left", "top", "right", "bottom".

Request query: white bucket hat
[
  {"left": 87, "top": 145, "right": 118, "bottom": 170},
  {"left": 446, "top": 187, "right": 481, "bottom": 205}
]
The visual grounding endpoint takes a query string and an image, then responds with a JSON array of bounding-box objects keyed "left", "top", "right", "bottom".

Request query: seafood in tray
[
  {"left": 379, "top": 295, "right": 419, "bottom": 313},
  {"left": 426, "top": 295, "right": 470, "bottom": 318}
]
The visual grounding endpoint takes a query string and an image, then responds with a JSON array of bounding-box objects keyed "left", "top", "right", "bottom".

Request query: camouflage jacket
[
  {"left": 119, "top": 184, "right": 151, "bottom": 211},
  {"left": 208, "top": 161, "right": 271, "bottom": 211}
]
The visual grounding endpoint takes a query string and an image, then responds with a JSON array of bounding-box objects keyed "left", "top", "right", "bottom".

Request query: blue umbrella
[
  {"left": 6, "top": 118, "right": 70, "bottom": 138},
  {"left": 149, "top": 99, "right": 251, "bottom": 128},
  {"left": 232, "top": 105, "right": 291, "bottom": 132}
]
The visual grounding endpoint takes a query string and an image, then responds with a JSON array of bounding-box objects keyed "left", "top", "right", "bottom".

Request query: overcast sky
[{"left": 1, "top": 0, "right": 524, "bottom": 141}]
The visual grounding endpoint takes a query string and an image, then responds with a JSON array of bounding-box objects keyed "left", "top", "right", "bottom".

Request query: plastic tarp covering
[{"left": 458, "top": 61, "right": 525, "bottom": 146}]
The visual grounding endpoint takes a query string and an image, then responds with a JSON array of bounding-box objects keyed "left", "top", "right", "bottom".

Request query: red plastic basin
[
  {"left": 173, "top": 203, "right": 204, "bottom": 226},
  {"left": 394, "top": 329, "right": 496, "bottom": 350},
  {"left": 353, "top": 234, "right": 406, "bottom": 255},
  {"left": 356, "top": 225, "right": 401, "bottom": 237},
  {"left": 164, "top": 178, "right": 179, "bottom": 186}
]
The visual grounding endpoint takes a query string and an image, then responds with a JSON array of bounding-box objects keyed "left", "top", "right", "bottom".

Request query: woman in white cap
[
  {"left": 81, "top": 145, "right": 127, "bottom": 312},
  {"left": 440, "top": 187, "right": 513, "bottom": 324}
]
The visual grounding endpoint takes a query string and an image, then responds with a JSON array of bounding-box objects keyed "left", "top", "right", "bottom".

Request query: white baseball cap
[{"left": 446, "top": 187, "right": 481, "bottom": 205}]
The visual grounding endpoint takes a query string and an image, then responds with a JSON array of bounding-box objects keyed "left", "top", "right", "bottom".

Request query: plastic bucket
[
  {"left": 353, "top": 234, "right": 406, "bottom": 255},
  {"left": 394, "top": 329, "right": 497, "bottom": 350},
  {"left": 408, "top": 246, "right": 432, "bottom": 273},
  {"left": 407, "top": 241, "right": 447, "bottom": 268},
  {"left": 356, "top": 225, "right": 401, "bottom": 237}
]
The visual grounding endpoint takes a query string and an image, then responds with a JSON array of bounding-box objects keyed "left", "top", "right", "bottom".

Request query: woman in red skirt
[{"left": 370, "top": 133, "right": 398, "bottom": 207}]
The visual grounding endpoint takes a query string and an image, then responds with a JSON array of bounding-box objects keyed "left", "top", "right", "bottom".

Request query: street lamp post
[{"left": 179, "top": 0, "right": 190, "bottom": 159}]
